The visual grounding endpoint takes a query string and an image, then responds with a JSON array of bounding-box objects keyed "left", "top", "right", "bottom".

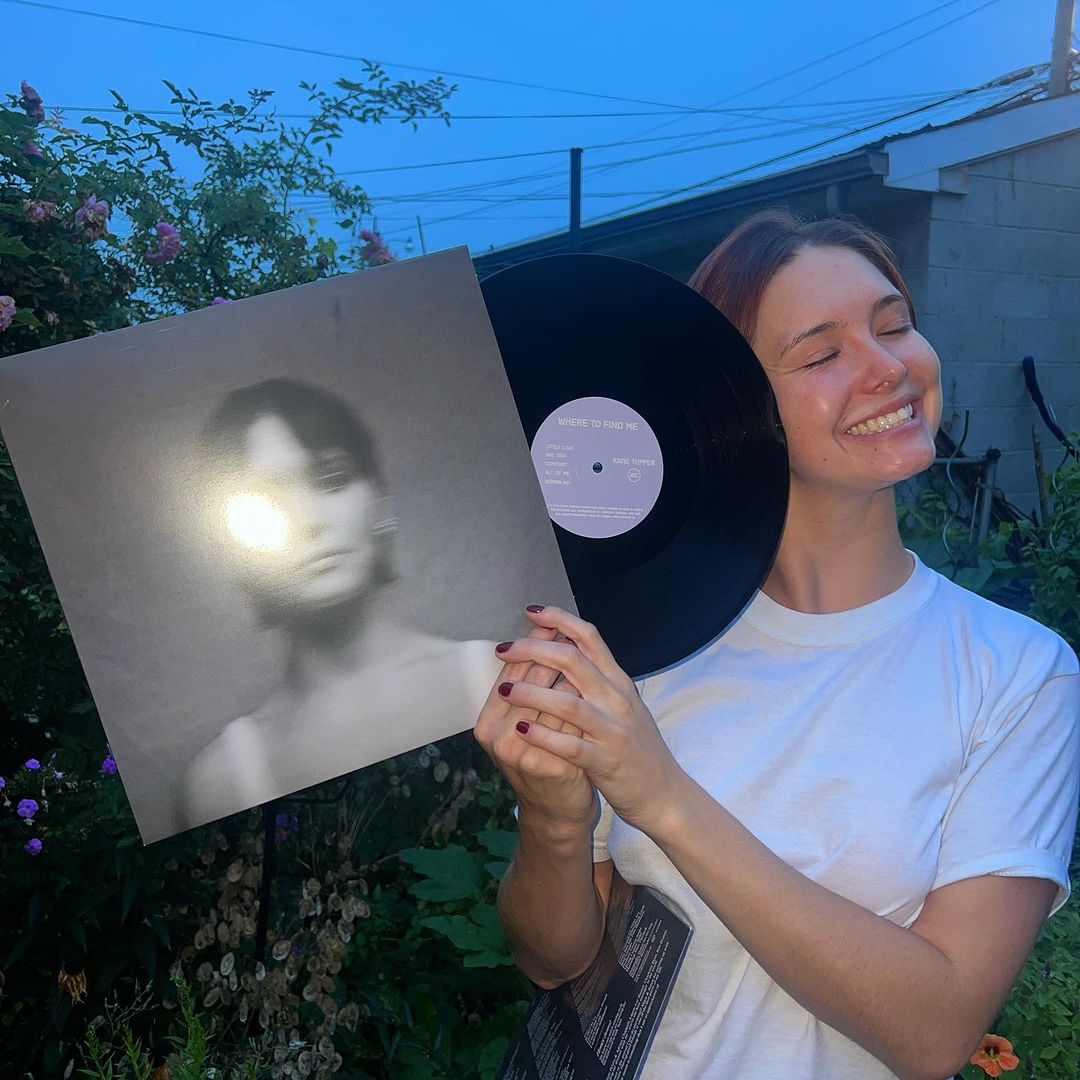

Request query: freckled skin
[{"left": 752, "top": 246, "right": 942, "bottom": 499}]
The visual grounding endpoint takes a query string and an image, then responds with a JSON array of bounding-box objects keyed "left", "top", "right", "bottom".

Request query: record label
[{"left": 530, "top": 395, "right": 664, "bottom": 539}]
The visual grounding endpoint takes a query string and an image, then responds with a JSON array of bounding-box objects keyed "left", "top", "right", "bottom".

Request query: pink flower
[
  {"left": 19, "top": 80, "right": 45, "bottom": 123},
  {"left": 145, "top": 221, "right": 180, "bottom": 266},
  {"left": 211, "top": 296, "right": 233, "bottom": 306},
  {"left": 358, "top": 228, "right": 396, "bottom": 265},
  {"left": 0, "top": 295, "right": 16, "bottom": 333},
  {"left": 24, "top": 141, "right": 42, "bottom": 158},
  {"left": 74, "top": 194, "right": 110, "bottom": 240},
  {"left": 24, "top": 199, "right": 56, "bottom": 223}
]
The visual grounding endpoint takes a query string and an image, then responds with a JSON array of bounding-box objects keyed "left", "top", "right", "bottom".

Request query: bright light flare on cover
[{"left": 225, "top": 493, "right": 288, "bottom": 551}]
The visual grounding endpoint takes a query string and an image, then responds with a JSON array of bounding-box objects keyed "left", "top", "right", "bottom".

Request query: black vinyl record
[{"left": 482, "top": 253, "right": 788, "bottom": 678}]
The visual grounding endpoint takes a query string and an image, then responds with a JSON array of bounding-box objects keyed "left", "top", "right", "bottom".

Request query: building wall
[{"left": 919, "top": 131, "right": 1080, "bottom": 516}]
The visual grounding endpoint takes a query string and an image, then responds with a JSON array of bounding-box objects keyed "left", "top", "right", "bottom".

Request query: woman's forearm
[
  {"left": 498, "top": 811, "right": 607, "bottom": 989},
  {"left": 649, "top": 774, "right": 968, "bottom": 1080}
]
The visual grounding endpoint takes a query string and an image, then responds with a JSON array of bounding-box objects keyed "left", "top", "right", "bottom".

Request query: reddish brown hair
[{"left": 688, "top": 209, "right": 916, "bottom": 345}]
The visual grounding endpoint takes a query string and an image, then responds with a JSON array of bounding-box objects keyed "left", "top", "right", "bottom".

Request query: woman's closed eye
[{"left": 803, "top": 351, "right": 838, "bottom": 370}]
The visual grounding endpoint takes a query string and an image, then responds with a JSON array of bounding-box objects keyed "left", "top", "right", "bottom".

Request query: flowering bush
[{"left": 0, "top": 68, "right": 457, "bottom": 1076}]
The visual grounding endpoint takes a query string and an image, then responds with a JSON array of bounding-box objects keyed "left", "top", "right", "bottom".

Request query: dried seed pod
[
  {"left": 57, "top": 967, "right": 87, "bottom": 1004},
  {"left": 305, "top": 878, "right": 321, "bottom": 898},
  {"left": 196, "top": 962, "right": 213, "bottom": 983},
  {"left": 203, "top": 987, "right": 222, "bottom": 1008},
  {"left": 226, "top": 860, "right": 244, "bottom": 883},
  {"left": 255, "top": 961, "right": 267, "bottom": 982},
  {"left": 271, "top": 938, "right": 291, "bottom": 962},
  {"left": 220, "top": 952, "right": 235, "bottom": 977}
]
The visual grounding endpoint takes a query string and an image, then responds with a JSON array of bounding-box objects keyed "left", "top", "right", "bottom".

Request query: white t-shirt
[{"left": 592, "top": 553, "right": 1079, "bottom": 1079}]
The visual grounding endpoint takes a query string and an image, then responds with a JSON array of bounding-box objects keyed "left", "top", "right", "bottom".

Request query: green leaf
[
  {"left": 121, "top": 872, "right": 139, "bottom": 922},
  {"left": 476, "top": 829, "right": 518, "bottom": 860},
  {"left": 0, "top": 236, "right": 32, "bottom": 258},
  {"left": 399, "top": 845, "right": 483, "bottom": 902}
]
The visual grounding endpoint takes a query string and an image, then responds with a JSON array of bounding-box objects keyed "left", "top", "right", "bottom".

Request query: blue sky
[{"left": 8, "top": 0, "right": 1071, "bottom": 257}]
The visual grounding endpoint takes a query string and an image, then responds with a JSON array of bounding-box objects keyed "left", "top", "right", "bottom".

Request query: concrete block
[
  {"left": 968, "top": 154, "right": 1014, "bottom": 181},
  {"left": 1011, "top": 133, "right": 1080, "bottom": 185},
  {"left": 928, "top": 220, "right": 1019, "bottom": 273},
  {"left": 919, "top": 311, "right": 1004, "bottom": 367},
  {"left": 1013, "top": 228, "right": 1080, "bottom": 278},
  {"left": 939, "top": 360, "right": 1030, "bottom": 410},
  {"left": 1049, "top": 279, "right": 1080, "bottom": 321},
  {"left": 926, "top": 267, "right": 995, "bottom": 318},
  {"left": 1000, "top": 318, "right": 1076, "bottom": 366},
  {"left": 990, "top": 276, "right": 1053, "bottom": 320},
  {"left": 991, "top": 179, "right": 1080, "bottom": 233},
  {"left": 930, "top": 179, "right": 997, "bottom": 226}
]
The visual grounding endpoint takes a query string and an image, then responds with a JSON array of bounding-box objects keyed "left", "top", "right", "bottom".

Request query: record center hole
[{"left": 592, "top": 461, "right": 603, "bottom": 474}]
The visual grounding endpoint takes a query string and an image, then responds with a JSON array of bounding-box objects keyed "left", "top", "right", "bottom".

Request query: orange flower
[{"left": 970, "top": 1034, "right": 1020, "bottom": 1076}]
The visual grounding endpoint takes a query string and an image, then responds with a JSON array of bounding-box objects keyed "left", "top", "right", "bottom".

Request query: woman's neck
[
  {"left": 761, "top": 482, "right": 913, "bottom": 614},
  {"left": 281, "top": 587, "right": 415, "bottom": 692}
]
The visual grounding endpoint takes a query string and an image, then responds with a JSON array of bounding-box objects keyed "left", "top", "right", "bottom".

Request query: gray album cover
[{"left": 0, "top": 248, "right": 576, "bottom": 842}]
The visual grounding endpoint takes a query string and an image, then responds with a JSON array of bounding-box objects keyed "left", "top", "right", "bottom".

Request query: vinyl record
[{"left": 482, "top": 253, "right": 789, "bottom": 678}]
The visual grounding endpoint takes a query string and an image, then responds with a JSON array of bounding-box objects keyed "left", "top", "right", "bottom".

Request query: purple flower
[
  {"left": 25, "top": 837, "right": 42, "bottom": 856},
  {"left": 211, "top": 296, "right": 233, "bottom": 306},
  {"left": 19, "top": 80, "right": 45, "bottom": 123},
  {"left": 24, "top": 141, "right": 42, "bottom": 158},
  {"left": 358, "top": 228, "right": 396, "bottom": 266},
  {"left": 100, "top": 755, "right": 117, "bottom": 775},
  {"left": 145, "top": 221, "right": 180, "bottom": 266},
  {"left": 17, "top": 798, "right": 39, "bottom": 819},
  {"left": 0, "top": 295, "right": 15, "bottom": 333},
  {"left": 0, "top": 776, "right": 6, "bottom": 789},
  {"left": 24, "top": 758, "right": 40, "bottom": 771},
  {"left": 75, "top": 195, "right": 110, "bottom": 239},
  {"left": 24, "top": 200, "right": 56, "bottom": 223}
]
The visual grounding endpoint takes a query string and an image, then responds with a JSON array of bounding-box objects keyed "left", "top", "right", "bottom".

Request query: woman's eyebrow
[{"left": 778, "top": 293, "right": 908, "bottom": 359}]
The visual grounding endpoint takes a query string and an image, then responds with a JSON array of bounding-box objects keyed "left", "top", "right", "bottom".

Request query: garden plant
[{"left": 2, "top": 74, "right": 1078, "bottom": 1079}]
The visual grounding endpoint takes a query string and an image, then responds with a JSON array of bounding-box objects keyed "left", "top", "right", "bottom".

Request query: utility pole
[
  {"left": 1048, "top": 0, "right": 1076, "bottom": 97},
  {"left": 568, "top": 147, "right": 583, "bottom": 253},
  {"left": 416, "top": 214, "right": 427, "bottom": 254}
]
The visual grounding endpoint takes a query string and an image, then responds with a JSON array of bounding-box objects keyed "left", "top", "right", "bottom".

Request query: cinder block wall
[{"left": 918, "top": 131, "right": 1080, "bottom": 518}]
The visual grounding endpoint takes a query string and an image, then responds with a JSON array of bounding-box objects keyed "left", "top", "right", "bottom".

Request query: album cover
[
  {"left": 496, "top": 873, "right": 692, "bottom": 1080},
  {"left": 0, "top": 248, "right": 576, "bottom": 842}
]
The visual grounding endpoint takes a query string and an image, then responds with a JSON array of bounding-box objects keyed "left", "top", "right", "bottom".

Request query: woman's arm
[
  {"left": 475, "top": 623, "right": 611, "bottom": 988},
  {"left": 650, "top": 775, "right": 1056, "bottom": 1080},
  {"left": 498, "top": 609, "right": 1060, "bottom": 1080},
  {"left": 498, "top": 832, "right": 614, "bottom": 989}
]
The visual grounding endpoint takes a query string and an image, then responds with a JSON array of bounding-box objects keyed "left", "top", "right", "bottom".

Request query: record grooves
[{"left": 482, "top": 254, "right": 788, "bottom": 678}]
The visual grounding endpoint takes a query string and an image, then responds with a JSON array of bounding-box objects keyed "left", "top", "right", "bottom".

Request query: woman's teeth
[{"left": 845, "top": 402, "right": 914, "bottom": 436}]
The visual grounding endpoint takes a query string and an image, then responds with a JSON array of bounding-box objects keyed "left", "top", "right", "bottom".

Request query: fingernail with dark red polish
[
  {"left": 498, "top": 682, "right": 513, "bottom": 697},
  {"left": 495, "top": 641, "right": 513, "bottom": 653},
  {"left": 526, "top": 604, "right": 545, "bottom": 613},
  {"left": 516, "top": 721, "right": 530, "bottom": 735}
]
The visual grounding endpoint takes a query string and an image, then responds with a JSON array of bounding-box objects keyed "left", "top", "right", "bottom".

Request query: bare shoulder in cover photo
[{"left": 0, "top": 248, "right": 575, "bottom": 842}]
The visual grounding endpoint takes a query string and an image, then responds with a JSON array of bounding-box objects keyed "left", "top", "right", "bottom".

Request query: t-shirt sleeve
[
  {"left": 932, "top": 641, "right": 1080, "bottom": 917},
  {"left": 592, "top": 790, "right": 614, "bottom": 863}
]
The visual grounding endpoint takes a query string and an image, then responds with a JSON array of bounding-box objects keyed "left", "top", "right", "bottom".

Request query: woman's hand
[
  {"left": 493, "top": 606, "right": 686, "bottom": 834},
  {"left": 474, "top": 623, "right": 597, "bottom": 835}
]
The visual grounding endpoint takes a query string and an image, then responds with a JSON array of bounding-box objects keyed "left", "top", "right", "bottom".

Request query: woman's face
[
  {"left": 231, "top": 413, "right": 383, "bottom": 615},
  {"left": 751, "top": 245, "right": 942, "bottom": 497}
]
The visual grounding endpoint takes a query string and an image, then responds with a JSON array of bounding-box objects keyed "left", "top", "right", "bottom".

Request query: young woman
[
  {"left": 180, "top": 377, "right": 497, "bottom": 828},
  {"left": 476, "top": 211, "right": 1079, "bottom": 1079}
]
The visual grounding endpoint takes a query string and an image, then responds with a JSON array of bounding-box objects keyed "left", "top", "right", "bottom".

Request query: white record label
[{"left": 530, "top": 396, "right": 664, "bottom": 539}]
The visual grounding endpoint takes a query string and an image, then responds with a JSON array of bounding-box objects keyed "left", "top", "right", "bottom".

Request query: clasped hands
[{"left": 473, "top": 605, "right": 685, "bottom": 837}]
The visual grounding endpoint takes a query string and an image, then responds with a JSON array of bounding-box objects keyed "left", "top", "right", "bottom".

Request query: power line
[
  {"left": 590, "top": 80, "right": 1035, "bottom": 223},
  {"left": 2, "top": 0, "right": 703, "bottom": 112},
  {"left": 47, "top": 90, "right": 960, "bottom": 122},
  {"left": 418, "top": 0, "right": 1020, "bottom": 237}
]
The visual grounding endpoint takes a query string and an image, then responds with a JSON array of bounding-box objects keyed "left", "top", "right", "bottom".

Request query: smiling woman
[
  {"left": 477, "top": 210, "right": 1080, "bottom": 1080},
  {"left": 179, "top": 377, "right": 499, "bottom": 830}
]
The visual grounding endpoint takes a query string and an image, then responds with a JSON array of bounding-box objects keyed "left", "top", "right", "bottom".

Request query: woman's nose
[
  {"left": 858, "top": 336, "right": 907, "bottom": 391},
  {"left": 285, "top": 490, "right": 328, "bottom": 540}
]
